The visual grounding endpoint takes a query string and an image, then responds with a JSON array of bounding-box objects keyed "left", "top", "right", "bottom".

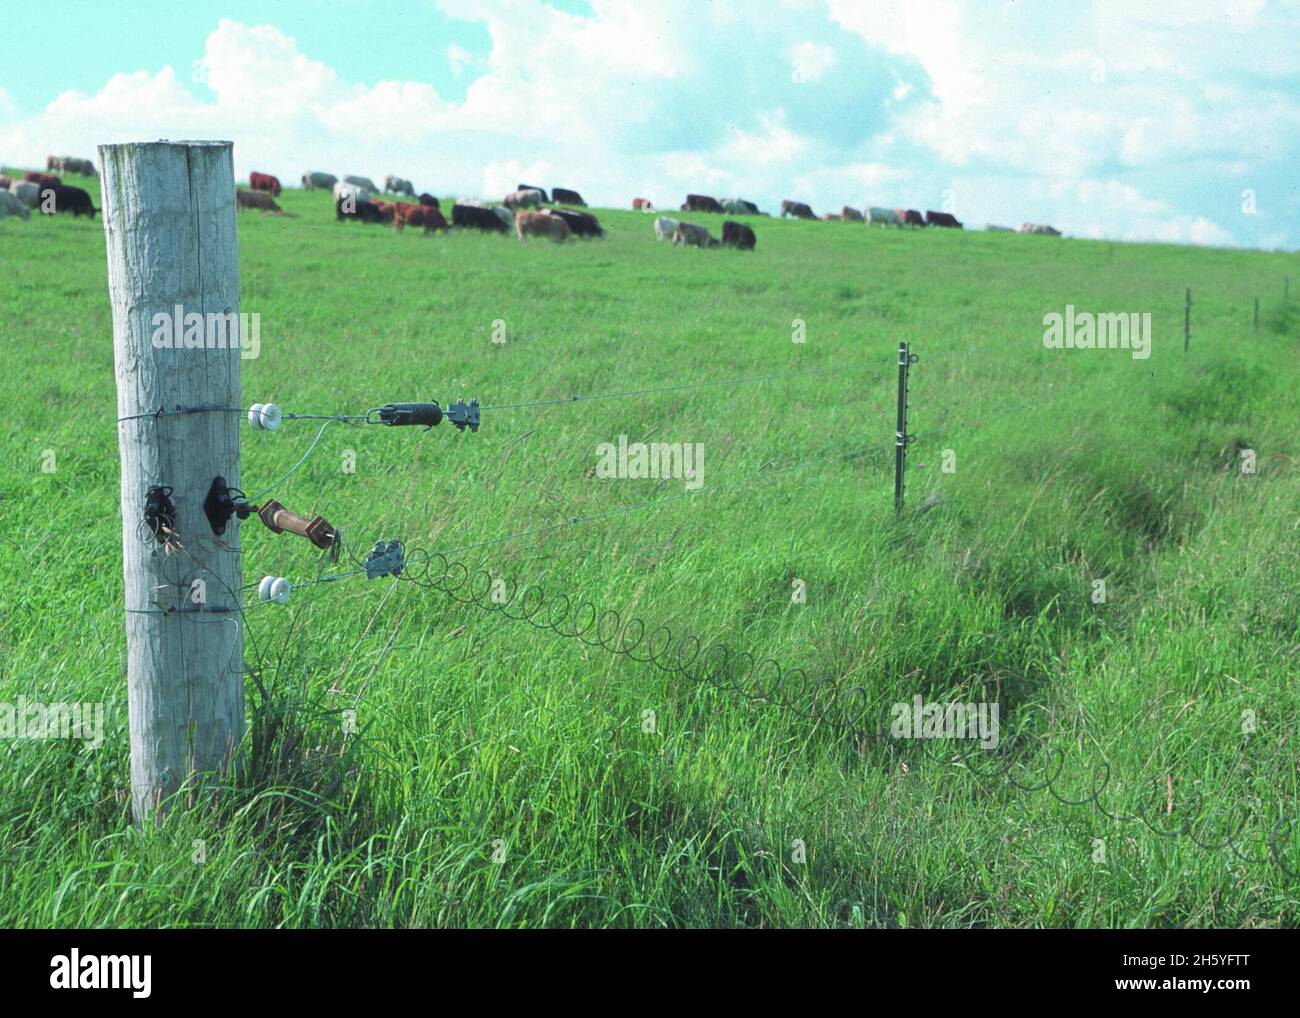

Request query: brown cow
[
  {"left": 236, "top": 189, "right": 282, "bottom": 213},
  {"left": 394, "top": 202, "right": 449, "bottom": 234},
  {"left": 25, "top": 171, "right": 61, "bottom": 188},
  {"left": 46, "top": 156, "right": 62, "bottom": 172},
  {"left": 515, "top": 209, "right": 571, "bottom": 242},
  {"left": 0, "top": 176, "right": 11, "bottom": 190},
  {"left": 249, "top": 171, "right": 281, "bottom": 197}
]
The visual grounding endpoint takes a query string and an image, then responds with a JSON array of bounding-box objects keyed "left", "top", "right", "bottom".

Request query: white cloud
[
  {"left": 790, "top": 41, "right": 836, "bottom": 83},
  {"left": 447, "top": 43, "right": 478, "bottom": 78},
  {"left": 202, "top": 19, "right": 339, "bottom": 112}
]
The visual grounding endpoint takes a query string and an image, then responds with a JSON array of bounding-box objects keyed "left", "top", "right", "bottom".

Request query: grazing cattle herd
[{"left": 2, "top": 155, "right": 1068, "bottom": 251}]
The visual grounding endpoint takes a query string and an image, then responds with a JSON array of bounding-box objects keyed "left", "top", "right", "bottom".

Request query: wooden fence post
[{"left": 100, "top": 141, "right": 245, "bottom": 824}]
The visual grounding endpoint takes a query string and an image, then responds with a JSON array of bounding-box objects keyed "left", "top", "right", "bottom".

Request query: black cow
[
  {"left": 517, "top": 183, "right": 550, "bottom": 202},
  {"left": 900, "top": 208, "right": 925, "bottom": 226},
  {"left": 452, "top": 203, "right": 509, "bottom": 232},
  {"left": 721, "top": 221, "right": 756, "bottom": 250},
  {"left": 547, "top": 207, "right": 604, "bottom": 238},
  {"left": 682, "top": 193, "right": 723, "bottom": 213},
  {"left": 418, "top": 193, "right": 440, "bottom": 208},
  {"left": 551, "top": 187, "right": 585, "bottom": 206},
  {"left": 44, "top": 184, "right": 96, "bottom": 218},
  {"left": 925, "top": 210, "right": 963, "bottom": 228},
  {"left": 336, "top": 197, "right": 388, "bottom": 224},
  {"left": 781, "top": 200, "right": 816, "bottom": 220}
]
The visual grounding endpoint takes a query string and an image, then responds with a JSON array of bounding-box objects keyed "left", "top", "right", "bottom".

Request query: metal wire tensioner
[{"left": 365, "top": 398, "right": 480, "bottom": 431}]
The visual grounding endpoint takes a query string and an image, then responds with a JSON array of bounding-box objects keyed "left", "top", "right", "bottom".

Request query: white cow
[
  {"left": 333, "top": 180, "right": 372, "bottom": 206},
  {"left": 10, "top": 181, "right": 42, "bottom": 209},
  {"left": 654, "top": 216, "right": 680, "bottom": 241},
  {"left": 384, "top": 175, "right": 415, "bottom": 196},
  {"left": 0, "top": 190, "right": 32, "bottom": 220},
  {"left": 867, "top": 207, "right": 902, "bottom": 227},
  {"left": 503, "top": 188, "right": 544, "bottom": 210},
  {"left": 342, "top": 175, "right": 379, "bottom": 192},
  {"left": 303, "top": 171, "right": 338, "bottom": 191}
]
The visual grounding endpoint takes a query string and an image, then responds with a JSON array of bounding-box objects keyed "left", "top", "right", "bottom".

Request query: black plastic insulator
[
  {"left": 378, "top": 402, "right": 442, "bottom": 427},
  {"left": 203, "top": 476, "right": 254, "bottom": 535},
  {"left": 143, "top": 485, "right": 177, "bottom": 543}
]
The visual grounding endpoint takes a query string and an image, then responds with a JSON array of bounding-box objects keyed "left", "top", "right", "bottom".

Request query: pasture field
[{"left": 0, "top": 174, "right": 1297, "bottom": 928}]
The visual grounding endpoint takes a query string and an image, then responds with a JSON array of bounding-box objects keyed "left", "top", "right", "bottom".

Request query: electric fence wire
[
  {"left": 478, "top": 365, "right": 856, "bottom": 411},
  {"left": 117, "top": 358, "right": 1294, "bottom": 871},
  {"left": 282, "top": 535, "right": 1293, "bottom": 875},
  {"left": 113, "top": 363, "right": 858, "bottom": 424}
]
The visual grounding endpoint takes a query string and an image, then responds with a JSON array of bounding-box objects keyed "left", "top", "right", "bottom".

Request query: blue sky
[{"left": 2, "top": 0, "right": 1297, "bottom": 248}]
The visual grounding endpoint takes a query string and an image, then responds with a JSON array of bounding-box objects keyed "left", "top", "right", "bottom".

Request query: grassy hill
[{"left": 1, "top": 171, "right": 1297, "bottom": 927}]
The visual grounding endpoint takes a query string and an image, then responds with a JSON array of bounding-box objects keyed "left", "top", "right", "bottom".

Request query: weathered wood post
[{"left": 100, "top": 141, "right": 245, "bottom": 824}]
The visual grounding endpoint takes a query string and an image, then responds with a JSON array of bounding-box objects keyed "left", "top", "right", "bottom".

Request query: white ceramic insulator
[
  {"left": 248, "top": 402, "right": 282, "bottom": 431},
  {"left": 258, "top": 576, "right": 291, "bottom": 604}
]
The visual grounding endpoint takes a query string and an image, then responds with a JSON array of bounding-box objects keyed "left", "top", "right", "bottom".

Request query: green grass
[{"left": 1, "top": 171, "right": 1298, "bottom": 927}]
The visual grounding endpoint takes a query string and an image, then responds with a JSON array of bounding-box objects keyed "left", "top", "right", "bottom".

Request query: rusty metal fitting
[{"left": 257, "top": 499, "right": 338, "bottom": 552}]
